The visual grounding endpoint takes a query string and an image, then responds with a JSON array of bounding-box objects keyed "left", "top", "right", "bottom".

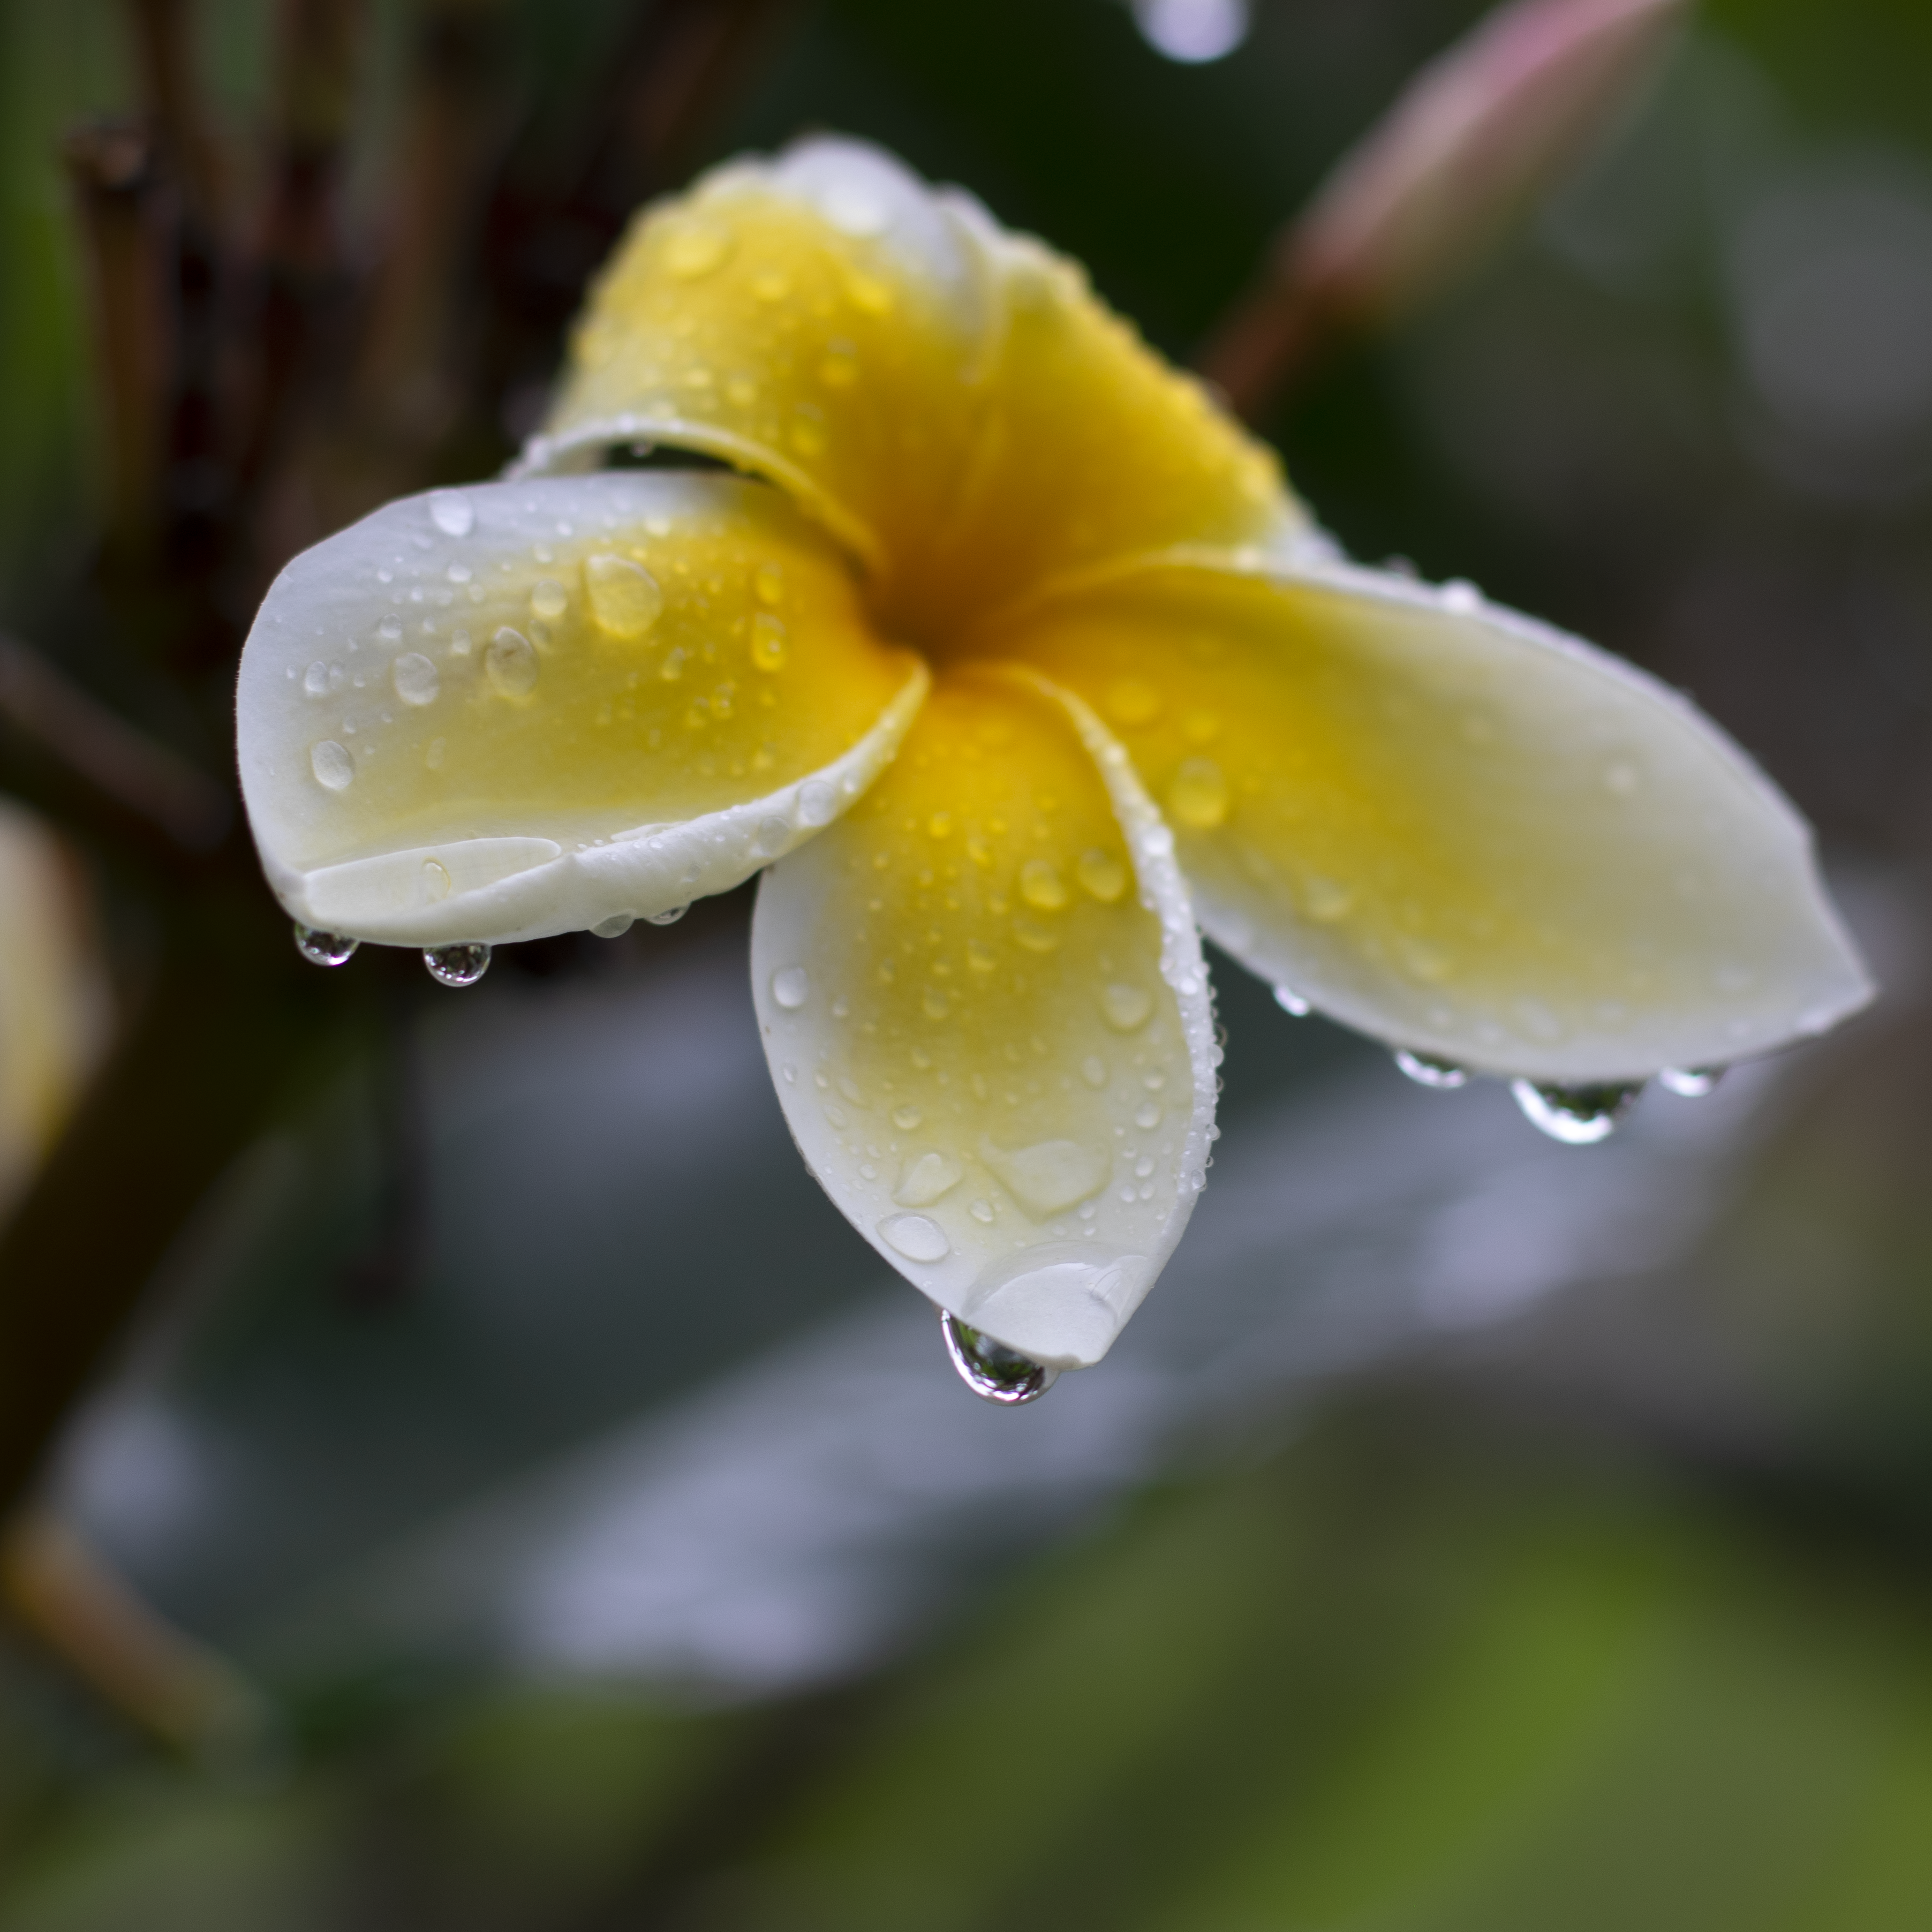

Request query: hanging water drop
[
  {"left": 1394, "top": 1048, "right": 1467, "bottom": 1090},
  {"left": 941, "top": 1311, "right": 1058, "bottom": 1406},
  {"left": 424, "top": 942, "right": 492, "bottom": 988},
  {"left": 1660, "top": 1066, "right": 1723, "bottom": 1098},
  {"left": 1510, "top": 1078, "right": 1643, "bottom": 1144},
  {"left": 592, "top": 914, "right": 635, "bottom": 938},
  {"left": 1272, "top": 984, "right": 1310, "bottom": 1017},
  {"left": 293, "top": 923, "right": 358, "bottom": 967},
  {"left": 646, "top": 904, "right": 689, "bottom": 926}
]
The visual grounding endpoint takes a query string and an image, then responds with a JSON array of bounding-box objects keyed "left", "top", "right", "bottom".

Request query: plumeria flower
[{"left": 236, "top": 139, "right": 1869, "bottom": 1398}]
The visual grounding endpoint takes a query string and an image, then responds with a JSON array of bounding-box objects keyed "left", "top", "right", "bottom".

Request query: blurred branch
[
  {"left": 1196, "top": 0, "right": 1688, "bottom": 421},
  {"left": 232, "top": 0, "right": 366, "bottom": 506},
  {"left": 64, "top": 125, "right": 169, "bottom": 559},
  {"left": 348, "top": 0, "right": 510, "bottom": 465},
  {"left": 125, "top": 0, "right": 227, "bottom": 226},
  {"left": 0, "top": 633, "right": 231, "bottom": 852},
  {"left": 0, "top": 899, "right": 321, "bottom": 1521},
  {"left": 0, "top": 1508, "right": 267, "bottom": 1757}
]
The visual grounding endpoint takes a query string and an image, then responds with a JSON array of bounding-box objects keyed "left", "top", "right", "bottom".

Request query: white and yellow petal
[
  {"left": 524, "top": 139, "right": 1000, "bottom": 588},
  {"left": 1002, "top": 556, "right": 1870, "bottom": 1081},
  {"left": 523, "top": 137, "right": 1311, "bottom": 643},
  {"left": 750, "top": 668, "right": 1216, "bottom": 1369},
  {"left": 236, "top": 472, "right": 925, "bottom": 946}
]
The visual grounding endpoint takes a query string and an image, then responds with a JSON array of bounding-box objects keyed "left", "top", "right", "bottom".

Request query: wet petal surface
[
  {"left": 525, "top": 140, "right": 999, "bottom": 589},
  {"left": 525, "top": 138, "right": 1305, "bottom": 644},
  {"left": 1003, "top": 557, "right": 1871, "bottom": 1081},
  {"left": 751, "top": 668, "right": 1216, "bottom": 1368},
  {"left": 238, "top": 472, "right": 923, "bottom": 945}
]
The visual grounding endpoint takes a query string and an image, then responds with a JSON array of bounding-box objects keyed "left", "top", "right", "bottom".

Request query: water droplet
[
  {"left": 1394, "top": 1049, "right": 1467, "bottom": 1090},
  {"left": 879, "top": 1212, "right": 949, "bottom": 1262},
  {"left": 429, "top": 490, "right": 474, "bottom": 538},
  {"left": 892, "top": 1104, "right": 924, "bottom": 1130},
  {"left": 1018, "top": 858, "right": 1067, "bottom": 911},
  {"left": 982, "top": 1138, "right": 1108, "bottom": 1217},
  {"left": 1134, "top": 1101, "right": 1163, "bottom": 1130},
  {"left": 424, "top": 942, "right": 491, "bottom": 988},
  {"left": 751, "top": 612, "right": 788, "bottom": 671},
  {"left": 941, "top": 1311, "right": 1057, "bottom": 1406},
  {"left": 530, "top": 578, "right": 569, "bottom": 622},
  {"left": 754, "top": 562, "right": 784, "bottom": 606},
  {"left": 293, "top": 923, "right": 358, "bottom": 967},
  {"left": 1080, "top": 1055, "right": 1108, "bottom": 1088},
  {"left": 664, "top": 220, "right": 733, "bottom": 278},
  {"left": 1511, "top": 1078, "right": 1643, "bottom": 1144},
  {"left": 968, "top": 1199, "right": 995, "bottom": 1224},
  {"left": 1660, "top": 1066, "right": 1723, "bottom": 1098},
  {"left": 754, "top": 815, "right": 791, "bottom": 857},
  {"left": 392, "top": 652, "right": 440, "bottom": 706},
  {"left": 1075, "top": 848, "right": 1127, "bottom": 902},
  {"left": 846, "top": 270, "right": 893, "bottom": 314},
  {"left": 304, "top": 660, "right": 329, "bottom": 697},
  {"left": 790, "top": 413, "right": 827, "bottom": 458},
  {"left": 797, "top": 779, "right": 837, "bottom": 827},
  {"left": 584, "top": 555, "right": 663, "bottom": 637},
  {"left": 378, "top": 615, "right": 403, "bottom": 643},
  {"left": 772, "top": 965, "right": 810, "bottom": 1009},
  {"left": 592, "top": 914, "right": 635, "bottom": 938},
  {"left": 311, "top": 740, "right": 354, "bottom": 790},
  {"left": 1100, "top": 983, "right": 1152, "bottom": 1031},
  {"left": 1012, "top": 918, "right": 1060, "bottom": 954},
  {"left": 646, "top": 903, "right": 689, "bottom": 926},
  {"left": 818, "top": 344, "right": 858, "bottom": 387},
  {"left": 1273, "top": 984, "right": 1311, "bottom": 1017},
  {"left": 1440, "top": 579, "right": 1482, "bottom": 613},
  {"left": 1166, "top": 757, "right": 1229, "bottom": 829},
  {"left": 894, "top": 1151, "right": 961, "bottom": 1206},
  {"left": 421, "top": 856, "right": 452, "bottom": 903},
  {"left": 926, "top": 812, "right": 953, "bottom": 840},
  {"left": 1104, "top": 677, "right": 1160, "bottom": 726},
  {"left": 923, "top": 986, "right": 952, "bottom": 1020},
  {"left": 486, "top": 628, "right": 538, "bottom": 697}
]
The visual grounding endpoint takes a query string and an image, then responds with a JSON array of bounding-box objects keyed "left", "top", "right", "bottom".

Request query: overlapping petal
[
  {"left": 524, "top": 139, "right": 1309, "bottom": 639},
  {"left": 750, "top": 668, "right": 1216, "bottom": 1368},
  {"left": 237, "top": 472, "right": 925, "bottom": 945},
  {"left": 999, "top": 555, "right": 1870, "bottom": 1081}
]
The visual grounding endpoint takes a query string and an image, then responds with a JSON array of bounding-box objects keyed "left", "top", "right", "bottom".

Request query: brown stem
[
  {"left": 64, "top": 126, "right": 169, "bottom": 558},
  {"left": 1192, "top": 275, "right": 1341, "bottom": 426},
  {"left": 231, "top": 0, "right": 367, "bottom": 541},
  {"left": 349, "top": 0, "right": 510, "bottom": 461},
  {"left": 126, "top": 0, "right": 225, "bottom": 227},
  {"left": 0, "top": 633, "right": 231, "bottom": 852},
  {"left": 1, "top": 1508, "right": 267, "bottom": 1756}
]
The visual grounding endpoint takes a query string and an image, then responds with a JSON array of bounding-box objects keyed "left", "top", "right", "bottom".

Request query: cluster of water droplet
[
  {"left": 940, "top": 1310, "right": 1058, "bottom": 1405},
  {"left": 1387, "top": 1040, "right": 1726, "bottom": 1143}
]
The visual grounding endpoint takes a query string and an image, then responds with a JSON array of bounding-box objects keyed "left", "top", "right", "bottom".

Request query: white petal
[
  {"left": 750, "top": 668, "right": 1217, "bottom": 1369},
  {"left": 236, "top": 471, "right": 926, "bottom": 946},
  {"left": 1006, "top": 553, "right": 1873, "bottom": 1080}
]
